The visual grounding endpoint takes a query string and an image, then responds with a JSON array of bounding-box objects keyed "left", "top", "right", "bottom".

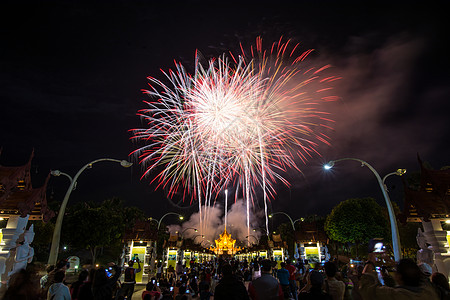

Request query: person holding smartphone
[
  {"left": 119, "top": 259, "right": 141, "bottom": 299},
  {"left": 360, "top": 253, "right": 440, "bottom": 299},
  {"left": 92, "top": 263, "right": 121, "bottom": 300},
  {"left": 323, "top": 262, "right": 345, "bottom": 300},
  {"left": 175, "top": 284, "right": 191, "bottom": 300},
  {"left": 142, "top": 280, "right": 161, "bottom": 300}
]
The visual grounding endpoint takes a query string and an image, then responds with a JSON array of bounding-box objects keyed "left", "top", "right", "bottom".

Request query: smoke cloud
[
  {"left": 318, "top": 33, "right": 442, "bottom": 171},
  {"left": 167, "top": 200, "right": 265, "bottom": 246}
]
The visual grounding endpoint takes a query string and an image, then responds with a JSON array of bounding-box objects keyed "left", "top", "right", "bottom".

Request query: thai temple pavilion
[
  {"left": 0, "top": 150, "right": 54, "bottom": 223},
  {"left": 401, "top": 157, "right": 450, "bottom": 222},
  {"left": 210, "top": 227, "right": 241, "bottom": 256},
  {"left": 400, "top": 156, "right": 450, "bottom": 277},
  {"left": 0, "top": 150, "right": 54, "bottom": 288},
  {"left": 122, "top": 220, "right": 158, "bottom": 283},
  {"left": 294, "top": 220, "right": 329, "bottom": 263}
]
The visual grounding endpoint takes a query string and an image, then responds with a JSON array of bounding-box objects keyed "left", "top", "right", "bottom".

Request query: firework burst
[{"left": 131, "top": 37, "right": 340, "bottom": 238}]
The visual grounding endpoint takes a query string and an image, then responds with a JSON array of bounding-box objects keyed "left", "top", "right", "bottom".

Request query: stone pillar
[
  {"left": 422, "top": 219, "right": 450, "bottom": 277},
  {"left": 299, "top": 244, "right": 305, "bottom": 260},
  {"left": 124, "top": 242, "right": 131, "bottom": 265},
  {"left": 321, "top": 244, "right": 330, "bottom": 262},
  {"left": 144, "top": 243, "right": 153, "bottom": 282},
  {"left": 149, "top": 240, "right": 157, "bottom": 275},
  {"left": 0, "top": 215, "right": 29, "bottom": 289},
  {"left": 294, "top": 243, "right": 299, "bottom": 259}
]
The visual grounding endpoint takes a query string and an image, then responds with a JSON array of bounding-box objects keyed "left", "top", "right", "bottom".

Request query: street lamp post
[
  {"left": 245, "top": 235, "right": 259, "bottom": 245},
  {"left": 200, "top": 240, "right": 212, "bottom": 248},
  {"left": 148, "top": 213, "right": 184, "bottom": 231},
  {"left": 48, "top": 158, "right": 133, "bottom": 266},
  {"left": 383, "top": 169, "right": 407, "bottom": 191},
  {"left": 178, "top": 227, "right": 198, "bottom": 239},
  {"left": 148, "top": 213, "right": 184, "bottom": 273},
  {"left": 269, "top": 212, "right": 303, "bottom": 231},
  {"left": 324, "top": 158, "right": 405, "bottom": 261},
  {"left": 193, "top": 235, "right": 205, "bottom": 243},
  {"left": 252, "top": 227, "right": 269, "bottom": 237}
]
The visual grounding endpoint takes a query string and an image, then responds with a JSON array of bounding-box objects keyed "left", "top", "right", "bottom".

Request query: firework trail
[{"left": 131, "top": 37, "right": 339, "bottom": 240}]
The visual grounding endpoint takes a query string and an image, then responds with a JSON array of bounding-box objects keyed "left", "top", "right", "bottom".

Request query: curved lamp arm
[
  {"left": 269, "top": 211, "right": 295, "bottom": 231},
  {"left": 47, "top": 158, "right": 132, "bottom": 265},
  {"left": 324, "top": 158, "right": 403, "bottom": 261}
]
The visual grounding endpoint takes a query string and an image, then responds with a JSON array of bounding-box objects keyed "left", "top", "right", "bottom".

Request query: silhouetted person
[
  {"left": 92, "top": 263, "right": 121, "bottom": 300},
  {"left": 214, "top": 263, "right": 249, "bottom": 300},
  {"left": 70, "top": 269, "right": 88, "bottom": 300},
  {"left": 360, "top": 257, "right": 439, "bottom": 299},
  {"left": 47, "top": 270, "right": 70, "bottom": 300},
  {"left": 298, "top": 270, "right": 332, "bottom": 300},
  {"left": 3, "top": 268, "right": 40, "bottom": 300},
  {"left": 248, "top": 259, "right": 283, "bottom": 300},
  {"left": 431, "top": 272, "right": 450, "bottom": 300}
]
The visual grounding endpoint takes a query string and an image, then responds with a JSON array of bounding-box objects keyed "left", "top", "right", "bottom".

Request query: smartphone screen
[{"left": 105, "top": 269, "right": 112, "bottom": 278}]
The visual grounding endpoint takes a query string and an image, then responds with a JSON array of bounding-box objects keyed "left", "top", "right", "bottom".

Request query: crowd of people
[
  {"left": 2, "top": 259, "right": 123, "bottom": 300},
  {"left": 1, "top": 255, "right": 450, "bottom": 300}
]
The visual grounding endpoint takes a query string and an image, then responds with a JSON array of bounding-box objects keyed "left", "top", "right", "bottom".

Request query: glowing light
[
  {"left": 324, "top": 161, "right": 335, "bottom": 170},
  {"left": 445, "top": 220, "right": 450, "bottom": 224},
  {"left": 396, "top": 168, "right": 407, "bottom": 176}
]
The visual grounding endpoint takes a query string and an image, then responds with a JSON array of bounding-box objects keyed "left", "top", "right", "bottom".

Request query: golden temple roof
[{"left": 209, "top": 227, "right": 241, "bottom": 255}]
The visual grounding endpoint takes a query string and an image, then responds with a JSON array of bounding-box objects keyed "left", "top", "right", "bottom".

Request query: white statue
[
  {"left": 10, "top": 225, "right": 35, "bottom": 276},
  {"left": 120, "top": 248, "right": 126, "bottom": 268},
  {"left": 417, "top": 227, "right": 434, "bottom": 266},
  {"left": 324, "top": 246, "right": 331, "bottom": 261}
]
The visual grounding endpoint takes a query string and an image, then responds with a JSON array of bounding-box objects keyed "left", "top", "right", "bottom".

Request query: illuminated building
[
  {"left": 122, "top": 220, "right": 157, "bottom": 283},
  {"left": 294, "top": 221, "right": 329, "bottom": 263},
  {"left": 400, "top": 156, "right": 450, "bottom": 277},
  {"left": 0, "top": 151, "right": 54, "bottom": 223},
  {"left": 0, "top": 151, "right": 54, "bottom": 287},
  {"left": 210, "top": 227, "right": 241, "bottom": 255}
]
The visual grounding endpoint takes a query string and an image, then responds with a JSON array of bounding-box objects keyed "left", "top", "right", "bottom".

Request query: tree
[
  {"left": 30, "top": 220, "right": 55, "bottom": 262},
  {"left": 398, "top": 222, "right": 421, "bottom": 259},
  {"left": 384, "top": 201, "right": 420, "bottom": 259},
  {"left": 325, "top": 197, "right": 388, "bottom": 258},
  {"left": 62, "top": 197, "right": 145, "bottom": 264},
  {"left": 277, "top": 223, "right": 295, "bottom": 258}
]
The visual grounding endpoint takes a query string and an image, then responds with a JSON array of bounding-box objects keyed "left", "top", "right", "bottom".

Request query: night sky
[{"left": 1, "top": 1, "right": 449, "bottom": 226}]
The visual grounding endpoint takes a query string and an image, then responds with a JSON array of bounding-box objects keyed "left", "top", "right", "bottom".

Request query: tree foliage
[
  {"left": 62, "top": 197, "right": 145, "bottom": 263},
  {"left": 277, "top": 223, "right": 295, "bottom": 258},
  {"left": 325, "top": 197, "right": 388, "bottom": 244},
  {"left": 30, "top": 220, "right": 55, "bottom": 261}
]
